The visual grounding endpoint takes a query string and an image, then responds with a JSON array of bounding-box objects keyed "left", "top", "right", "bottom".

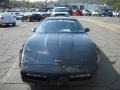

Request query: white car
[
  {"left": 113, "top": 11, "right": 119, "bottom": 17},
  {"left": 82, "top": 9, "right": 91, "bottom": 16},
  {"left": 91, "top": 10, "right": 98, "bottom": 16},
  {"left": 51, "top": 7, "right": 70, "bottom": 17},
  {"left": 0, "top": 13, "right": 16, "bottom": 26},
  {"left": 7, "top": 11, "right": 24, "bottom": 20}
]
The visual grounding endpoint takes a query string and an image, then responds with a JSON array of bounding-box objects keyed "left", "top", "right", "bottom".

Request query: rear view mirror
[
  {"left": 85, "top": 28, "right": 90, "bottom": 32},
  {"left": 31, "top": 28, "right": 36, "bottom": 32}
]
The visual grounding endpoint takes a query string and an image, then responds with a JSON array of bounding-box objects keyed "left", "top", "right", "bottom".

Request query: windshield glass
[
  {"left": 54, "top": 8, "right": 68, "bottom": 12},
  {"left": 36, "top": 19, "right": 84, "bottom": 33}
]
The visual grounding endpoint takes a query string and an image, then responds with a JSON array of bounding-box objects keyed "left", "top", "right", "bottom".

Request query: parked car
[
  {"left": 22, "top": 8, "right": 51, "bottom": 22},
  {"left": 22, "top": 12, "right": 44, "bottom": 22},
  {"left": 7, "top": 11, "right": 23, "bottom": 20},
  {"left": 19, "top": 17, "right": 100, "bottom": 84},
  {"left": 91, "top": 10, "right": 98, "bottom": 16},
  {"left": 113, "top": 11, "right": 119, "bottom": 17},
  {"left": 98, "top": 10, "right": 113, "bottom": 17},
  {"left": 51, "top": 7, "right": 70, "bottom": 17},
  {"left": 82, "top": 9, "right": 91, "bottom": 16},
  {"left": 58, "top": 5, "right": 73, "bottom": 15},
  {"left": 72, "top": 9, "right": 82, "bottom": 16},
  {"left": 0, "top": 13, "right": 16, "bottom": 26},
  {"left": 34, "top": 8, "right": 51, "bottom": 18}
]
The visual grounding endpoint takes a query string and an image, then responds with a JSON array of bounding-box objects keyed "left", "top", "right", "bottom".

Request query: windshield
[
  {"left": 54, "top": 8, "right": 68, "bottom": 12},
  {"left": 36, "top": 19, "right": 84, "bottom": 33}
]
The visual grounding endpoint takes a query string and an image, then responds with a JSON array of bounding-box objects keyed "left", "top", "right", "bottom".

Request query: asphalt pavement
[{"left": 0, "top": 16, "right": 120, "bottom": 90}]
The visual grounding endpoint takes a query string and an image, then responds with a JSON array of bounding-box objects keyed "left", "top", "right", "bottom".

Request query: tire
[
  {"left": 21, "top": 16, "right": 26, "bottom": 22},
  {"left": 13, "top": 22, "right": 16, "bottom": 26}
]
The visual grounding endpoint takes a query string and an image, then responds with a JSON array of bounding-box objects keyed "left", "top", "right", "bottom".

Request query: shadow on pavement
[
  {"left": 0, "top": 25, "right": 19, "bottom": 28},
  {"left": 30, "top": 49, "right": 119, "bottom": 90}
]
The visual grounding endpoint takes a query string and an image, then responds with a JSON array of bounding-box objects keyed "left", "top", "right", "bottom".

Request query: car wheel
[
  {"left": 21, "top": 16, "right": 26, "bottom": 22},
  {"left": 13, "top": 22, "right": 16, "bottom": 26}
]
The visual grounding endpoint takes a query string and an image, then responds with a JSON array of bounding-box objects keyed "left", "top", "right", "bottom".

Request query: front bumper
[
  {"left": 20, "top": 64, "right": 98, "bottom": 83},
  {"left": 21, "top": 72, "right": 93, "bottom": 84},
  {"left": 0, "top": 22, "right": 15, "bottom": 25}
]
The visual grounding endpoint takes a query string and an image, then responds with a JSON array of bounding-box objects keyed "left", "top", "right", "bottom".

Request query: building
[
  {"left": 69, "top": 3, "right": 110, "bottom": 11},
  {"left": 0, "top": 0, "right": 9, "bottom": 9}
]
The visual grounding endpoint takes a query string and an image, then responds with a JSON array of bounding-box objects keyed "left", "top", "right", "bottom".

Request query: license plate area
[{"left": 48, "top": 77, "right": 68, "bottom": 85}]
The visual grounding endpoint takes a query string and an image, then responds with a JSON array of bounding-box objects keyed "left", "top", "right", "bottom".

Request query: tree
[{"left": 104, "top": 0, "right": 120, "bottom": 9}]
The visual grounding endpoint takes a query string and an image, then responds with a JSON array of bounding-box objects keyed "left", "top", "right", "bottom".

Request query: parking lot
[{"left": 0, "top": 16, "right": 120, "bottom": 90}]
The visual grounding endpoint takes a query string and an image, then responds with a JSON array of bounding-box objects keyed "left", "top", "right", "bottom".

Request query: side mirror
[
  {"left": 85, "top": 28, "right": 90, "bottom": 32},
  {"left": 31, "top": 28, "right": 36, "bottom": 32}
]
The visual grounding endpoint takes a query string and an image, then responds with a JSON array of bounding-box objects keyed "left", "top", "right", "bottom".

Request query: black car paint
[
  {"left": 22, "top": 14, "right": 44, "bottom": 22},
  {"left": 22, "top": 33, "right": 97, "bottom": 65},
  {"left": 19, "top": 17, "right": 99, "bottom": 83}
]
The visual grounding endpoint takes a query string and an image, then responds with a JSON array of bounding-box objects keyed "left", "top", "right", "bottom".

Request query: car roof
[{"left": 44, "top": 17, "right": 77, "bottom": 21}]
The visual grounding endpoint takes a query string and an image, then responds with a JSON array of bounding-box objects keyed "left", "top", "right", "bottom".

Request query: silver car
[
  {"left": 0, "top": 13, "right": 16, "bottom": 26},
  {"left": 51, "top": 7, "right": 70, "bottom": 17}
]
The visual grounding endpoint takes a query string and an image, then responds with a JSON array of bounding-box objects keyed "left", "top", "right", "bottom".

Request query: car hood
[{"left": 23, "top": 33, "right": 97, "bottom": 65}]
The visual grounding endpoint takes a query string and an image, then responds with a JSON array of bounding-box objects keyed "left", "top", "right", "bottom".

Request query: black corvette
[{"left": 19, "top": 17, "right": 100, "bottom": 83}]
